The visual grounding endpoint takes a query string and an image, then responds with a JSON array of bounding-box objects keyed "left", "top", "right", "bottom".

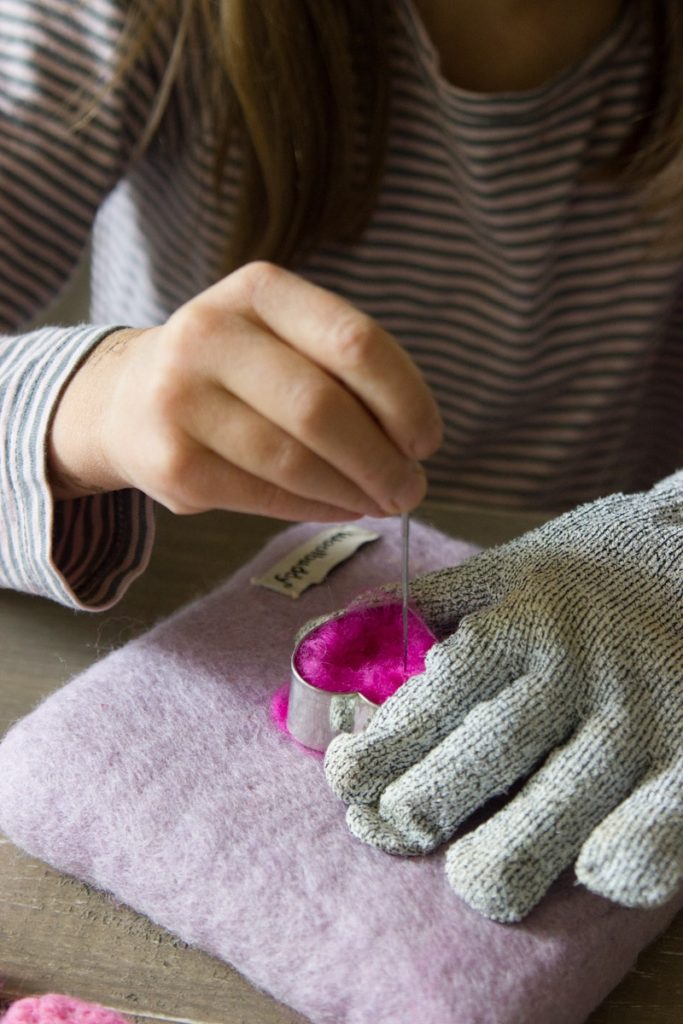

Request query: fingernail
[
  {"left": 386, "top": 463, "right": 427, "bottom": 513},
  {"left": 361, "top": 499, "right": 391, "bottom": 519}
]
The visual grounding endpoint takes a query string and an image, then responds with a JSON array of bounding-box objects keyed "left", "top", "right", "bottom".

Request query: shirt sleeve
[{"left": 0, "top": 0, "right": 162, "bottom": 609}]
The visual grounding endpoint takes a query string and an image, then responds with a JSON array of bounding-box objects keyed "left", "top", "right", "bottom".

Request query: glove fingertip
[
  {"left": 444, "top": 838, "right": 549, "bottom": 924},
  {"left": 323, "top": 733, "right": 378, "bottom": 804},
  {"left": 576, "top": 848, "right": 682, "bottom": 910},
  {"left": 346, "top": 804, "right": 424, "bottom": 856},
  {"left": 444, "top": 854, "right": 526, "bottom": 924}
]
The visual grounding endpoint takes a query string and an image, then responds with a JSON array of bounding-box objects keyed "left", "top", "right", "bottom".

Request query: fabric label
[{"left": 252, "top": 525, "right": 381, "bottom": 598}]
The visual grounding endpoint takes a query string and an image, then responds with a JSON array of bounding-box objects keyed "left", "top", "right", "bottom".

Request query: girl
[
  {"left": 2, "top": 0, "right": 680, "bottom": 609},
  {"left": 1, "top": 1, "right": 681, "bottom": 920}
]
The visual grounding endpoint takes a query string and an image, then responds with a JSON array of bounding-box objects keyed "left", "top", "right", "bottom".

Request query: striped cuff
[
  {"left": 51, "top": 488, "right": 155, "bottom": 610},
  {"left": 0, "top": 324, "right": 155, "bottom": 609}
]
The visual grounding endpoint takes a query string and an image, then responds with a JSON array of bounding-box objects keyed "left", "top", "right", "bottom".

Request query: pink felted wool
[
  {"left": 273, "top": 602, "right": 435, "bottom": 748},
  {"left": 0, "top": 993, "right": 130, "bottom": 1023},
  {"left": 294, "top": 603, "right": 436, "bottom": 704},
  {"left": 0, "top": 518, "right": 680, "bottom": 1024}
]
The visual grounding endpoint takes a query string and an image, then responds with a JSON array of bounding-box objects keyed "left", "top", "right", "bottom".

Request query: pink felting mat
[{"left": 0, "top": 518, "right": 680, "bottom": 1024}]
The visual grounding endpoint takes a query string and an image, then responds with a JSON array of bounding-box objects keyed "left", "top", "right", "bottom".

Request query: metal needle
[{"left": 401, "top": 511, "right": 410, "bottom": 674}]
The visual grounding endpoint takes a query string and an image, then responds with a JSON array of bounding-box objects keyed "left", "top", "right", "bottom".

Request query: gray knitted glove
[{"left": 324, "top": 474, "right": 683, "bottom": 922}]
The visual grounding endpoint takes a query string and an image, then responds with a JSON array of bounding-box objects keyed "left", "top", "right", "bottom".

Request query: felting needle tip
[{"left": 401, "top": 511, "right": 410, "bottom": 675}]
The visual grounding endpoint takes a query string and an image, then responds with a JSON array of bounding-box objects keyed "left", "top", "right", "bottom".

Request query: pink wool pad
[
  {"left": 0, "top": 518, "right": 681, "bottom": 1024},
  {"left": 0, "top": 993, "right": 130, "bottom": 1023}
]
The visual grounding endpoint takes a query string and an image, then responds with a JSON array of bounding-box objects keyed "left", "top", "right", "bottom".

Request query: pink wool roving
[
  {"left": 271, "top": 603, "right": 435, "bottom": 747},
  {"left": 0, "top": 994, "right": 130, "bottom": 1024},
  {"left": 295, "top": 602, "right": 436, "bottom": 704}
]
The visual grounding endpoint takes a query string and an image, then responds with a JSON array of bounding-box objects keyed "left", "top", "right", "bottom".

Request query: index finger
[{"left": 221, "top": 262, "right": 443, "bottom": 461}]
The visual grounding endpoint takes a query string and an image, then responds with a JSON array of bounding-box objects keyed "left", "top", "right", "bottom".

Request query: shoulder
[
  {"left": 1, "top": 1, "right": 130, "bottom": 119},
  {"left": 2, "top": 0, "right": 129, "bottom": 59}
]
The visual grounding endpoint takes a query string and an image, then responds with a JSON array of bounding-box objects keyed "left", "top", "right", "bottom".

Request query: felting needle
[{"left": 401, "top": 510, "right": 410, "bottom": 674}]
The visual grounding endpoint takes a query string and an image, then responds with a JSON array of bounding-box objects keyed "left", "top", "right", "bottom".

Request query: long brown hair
[
  {"left": 102, "top": 0, "right": 683, "bottom": 270},
  {"left": 101, "top": 0, "right": 392, "bottom": 271}
]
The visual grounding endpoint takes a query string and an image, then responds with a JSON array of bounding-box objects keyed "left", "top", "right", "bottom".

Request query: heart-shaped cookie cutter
[
  {"left": 288, "top": 659, "right": 379, "bottom": 754},
  {"left": 286, "top": 606, "right": 436, "bottom": 753}
]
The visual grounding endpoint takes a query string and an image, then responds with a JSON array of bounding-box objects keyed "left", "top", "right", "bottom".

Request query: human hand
[
  {"left": 324, "top": 475, "right": 683, "bottom": 921},
  {"left": 48, "top": 262, "right": 441, "bottom": 520}
]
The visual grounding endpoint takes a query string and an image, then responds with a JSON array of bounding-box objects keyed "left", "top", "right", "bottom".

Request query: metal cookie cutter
[{"left": 287, "top": 613, "right": 380, "bottom": 753}]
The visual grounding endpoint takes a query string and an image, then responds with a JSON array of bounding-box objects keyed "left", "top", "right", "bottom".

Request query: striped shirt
[{"left": 1, "top": 0, "right": 682, "bottom": 609}]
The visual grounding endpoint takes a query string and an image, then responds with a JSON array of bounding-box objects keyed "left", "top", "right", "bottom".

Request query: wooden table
[{"left": 0, "top": 504, "right": 680, "bottom": 1023}]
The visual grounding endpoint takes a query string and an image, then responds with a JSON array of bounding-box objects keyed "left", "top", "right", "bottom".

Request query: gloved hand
[{"left": 324, "top": 474, "right": 683, "bottom": 922}]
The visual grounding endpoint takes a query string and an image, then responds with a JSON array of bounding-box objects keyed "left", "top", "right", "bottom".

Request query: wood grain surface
[{"left": 0, "top": 504, "right": 680, "bottom": 1023}]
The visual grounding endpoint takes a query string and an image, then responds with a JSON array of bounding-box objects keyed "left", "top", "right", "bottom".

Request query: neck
[{"left": 412, "top": 0, "right": 624, "bottom": 92}]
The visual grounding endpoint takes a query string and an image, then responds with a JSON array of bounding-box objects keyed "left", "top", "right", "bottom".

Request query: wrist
[{"left": 48, "top": 327, "right": 144, "bottom": 500}]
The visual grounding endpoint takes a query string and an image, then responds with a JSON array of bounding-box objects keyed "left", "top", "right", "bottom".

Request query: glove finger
[
  {"left": 444, "top": 713, "right": 649, "bottom": 922},
  {"left": 324, "top": 610, "right": 522, "bottom": 804},
  {"left": 346, "top": 802, "right": 423, "bottom": 856},
  {"left": 407, "top": 547, "right": 507, "bottom": 636},
  {"left": 576, "top": 756, "right": 683, "bottom": 908},
  {"left": 353, "top": 672, "right": 576, "bottom": 855}
]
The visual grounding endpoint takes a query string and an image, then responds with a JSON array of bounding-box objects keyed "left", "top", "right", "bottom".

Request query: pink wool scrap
[
  {"left": 294, "top": 603, "right": 435, "bottom": 704},
  {"left": 0, "top": 994, "right": 130, "bottom": 1024}
]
